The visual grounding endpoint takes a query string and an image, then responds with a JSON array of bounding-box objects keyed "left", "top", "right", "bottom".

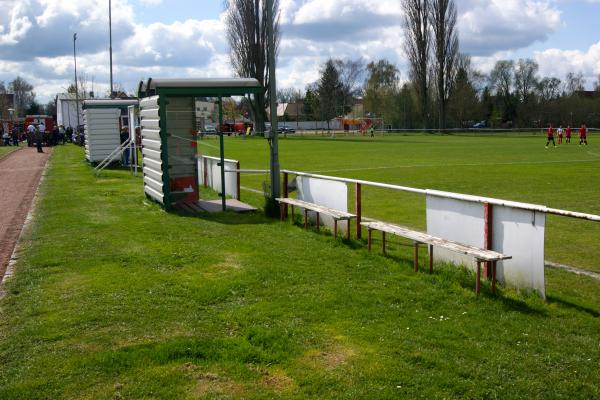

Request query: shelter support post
[
  {"left": 476, "top": 261, "right": 482, "bottom": 295},
  {"left": 429, "top": 244, "right": 434, "bottom": 273},
  {"left": 218, "top": 96, "right": 226, "bottom": 212},
  {"left": 236, "top": 161, "right": 241, "bottom": 200},
  {"left": 355, "top": 183, "right": 362, "bottom": 240}
]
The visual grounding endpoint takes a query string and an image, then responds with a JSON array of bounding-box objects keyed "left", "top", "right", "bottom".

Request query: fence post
[
  {"left": 283, "top": 172, "right": 289, "bottom": 218},
  {"left": 203, "top": 157, "right": 208, "bottom": 188},
  {"left": 355, "top": 182, "right": 362, "bottom": 239},
  {"left": 236, "top": 161, "right": 241, "bottom": 201},
  {"left": 484, "top": 202, "right": 493, "bottom": 280}
]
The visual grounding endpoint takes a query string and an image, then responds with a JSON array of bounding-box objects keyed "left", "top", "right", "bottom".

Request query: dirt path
[{"left": 0, "top": 147, "right": 52, "bottom": 281}]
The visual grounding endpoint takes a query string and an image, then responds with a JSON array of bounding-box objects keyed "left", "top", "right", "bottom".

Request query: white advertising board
[
  {"left": 491, "top": 207, "right": 546, "bottom": 297},
  {"left": 426, "top": 194, "right": 546, "bottom": 297},
  {"left": 198, "top": 156, "right": 239, "bottom": 199},
  {"left": 297, "top": 176, "right": 348, "bottom": 233},
  {"left": 426, "top": 195, "right": 485, "bottom": 268}
]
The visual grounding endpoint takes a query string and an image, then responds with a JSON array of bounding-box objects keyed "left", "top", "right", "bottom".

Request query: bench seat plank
[
  {"left": 361, "top": 221, "right": 510, "bottom": 262},
  {"left": 276, "top": 198, "right": 356, "bottom": 220}
]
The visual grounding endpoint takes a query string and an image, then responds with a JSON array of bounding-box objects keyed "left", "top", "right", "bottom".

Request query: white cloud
[
  {"left": 140, "top": 0, "right": 162, "bottom": 5},
  {"left": 535, "top": 41, "right": 600, "bottom": 82}
]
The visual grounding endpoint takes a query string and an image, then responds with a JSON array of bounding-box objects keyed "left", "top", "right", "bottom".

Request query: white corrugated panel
[
  {"left": 84, "top": 108, "right": 121, "bottom": 163},
  {"left": 140, "top": 95, "right": 164, "bottom": 204}
]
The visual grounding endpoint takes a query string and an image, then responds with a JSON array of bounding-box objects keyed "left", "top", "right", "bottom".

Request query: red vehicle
[
  {"left": 220, "top": 122, "right": 252, "bottom": 135},
  {"left": 24, "top": 115, "right": 55, "bottom": 131}
]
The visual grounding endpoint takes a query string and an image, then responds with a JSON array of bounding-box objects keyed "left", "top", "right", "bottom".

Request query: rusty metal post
[
  {"left": 476, "top": 261, "right": 482, "bottom": 295},
  {"left": 429, "top": 244, "right": 433, "bottom": 273},
  {"left": 334, "top": 220, "right": 338, "bottom": 238},
  {"left": 304, "top": 209, "right": 308, "bottom": 230},
  {"left": 492, "top": 261, "right": 497, "bottom": 294},
  {"left": 414, "top": 242, "right": 419, "bottom": 272},
  {"left": 382, "top": 232, "right": 386, "bottom": 255},
  {"left": 203, "top": 158, "right": 208, "bottom": 188},
  {"left": 283, "top": 172, "right": 289, "bottom": 217},
  {"left": 236, "top": 161, "right": 241, "bottom": 201},
  {"left": 346, "top": 220, "right": 351, "bottom": 240},
  {"left": 316, "top": 213, "right": 320, "bottom": 232},
  {"left": 355, "top": 182, "right": 362, "bottom": 239},
  {"left": 484, "top": 202, "right": 493, "bottom": 280}
]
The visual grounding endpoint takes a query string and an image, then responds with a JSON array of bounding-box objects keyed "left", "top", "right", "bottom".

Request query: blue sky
[{"left": 1, "top": 0, "right": 599, "bottom": 102}]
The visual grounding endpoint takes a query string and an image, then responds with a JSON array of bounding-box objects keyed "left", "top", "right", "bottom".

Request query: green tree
[
  {"left": 364, "top": 59, "right": 400, "bottom": 125},
  {"left": 317, "top": 60, "right": 343, "bottom": 130}
]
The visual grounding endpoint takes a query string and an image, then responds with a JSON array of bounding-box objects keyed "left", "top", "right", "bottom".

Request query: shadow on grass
[
  {"left": 546, "top": 295, "right": 599, "bottom": 318},
  {"left": 172, "top": 208, "right": 277, "bottom": 227}
]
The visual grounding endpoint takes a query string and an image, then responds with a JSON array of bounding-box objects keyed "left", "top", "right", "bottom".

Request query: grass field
[
  {"left": 203, "top": 133, "right": 600, "bottom": 272},
  {"left": 0, "top": 146, "right": 19, "bottom": 159},
  {"left": 0, "top": 139, "right": 599, "bottom": 399}
]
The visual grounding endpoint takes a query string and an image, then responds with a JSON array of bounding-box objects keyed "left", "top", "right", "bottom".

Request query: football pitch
[
  {"left": 0, "top": 138, "right": 599, "bottom": 399},
  {"left": 212, "top": 133, "right": 600, "bottom": 273}
]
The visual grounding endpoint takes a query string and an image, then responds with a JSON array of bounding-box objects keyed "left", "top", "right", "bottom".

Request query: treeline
[
  {"left": 277, "top": 0, "right": 600, "bottom": 130},
  {"left": 0, "top": 76, "right": 55, "bottom": 119}
]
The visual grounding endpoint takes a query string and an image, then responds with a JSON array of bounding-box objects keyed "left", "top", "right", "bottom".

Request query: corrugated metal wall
[
  {"left": 84, "top": 108, "right": 121, "bottom": 163},
  {"left": 139, "top": 96, "right": 165, "bottom": 204}
]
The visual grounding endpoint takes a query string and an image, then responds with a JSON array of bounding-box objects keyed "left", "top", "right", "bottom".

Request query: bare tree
[
  {"left": 537, "top": 77, "right": 562, "bottom": 103},
  {"left": 8, "top": 76, "right": 35, "bottom": 117},
  {"left": 403, "top": 0, "right": 430, "bottom": 128},
  {"left": 334, "top": 58, "right": 366, "bottom": 114},
  {"left": 565, "top": 72, "right": 585, "bottom": 94},
  {"left": 430, "top": 0, "right": 458, "bottom": 130},
  {"left": 514, "top": 58, "right": 539, "bottom": 104},
  {"left": 225, "top": 0, "right": 280, "bottom": 134}
]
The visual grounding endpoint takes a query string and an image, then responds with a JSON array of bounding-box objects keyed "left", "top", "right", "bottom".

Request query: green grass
[
  {"left": 0, "top": 143, "right": 599, "bottom": 399},
  {"left": 204, "top": 133, "right": 600, "bottom": 272},
  {"left": 0, "top": 146, "right": 19, "bottom": 159}
]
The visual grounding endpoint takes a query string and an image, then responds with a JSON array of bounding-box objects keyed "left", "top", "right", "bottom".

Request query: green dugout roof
[
  {"left": 82, "top": 99, "right": 139, "bottom": 110},
  {"left": 138, "top": 78, "right": 263, "bottom": 98}
]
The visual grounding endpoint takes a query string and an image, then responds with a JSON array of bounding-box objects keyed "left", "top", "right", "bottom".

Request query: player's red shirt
[
  {"left": 547, "top": 127, "right": 553, "bottom": 137},
  {"left": 566, "top": 127, "right": 572, "bottom": 137},
  {"left": 579, "top": 127, "right": 587, "bottom": 137}
]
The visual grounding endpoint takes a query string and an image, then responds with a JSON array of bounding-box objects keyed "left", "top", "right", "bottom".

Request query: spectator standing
[
  {"left": 35, "top": 126, "right": 44, "bottom": 153},
  {"left": 58, "top": 125, "right": 66, "bottom": 144},
  {"left": 120, "top": 127, "right": 130, "bottom": 166},
  {"left": 2, "top": 127, "right": 9, "bottom": 146},
  {"left": 26, "top": 123, "right": 35, "bottom": 147},
  {"left": 11, "top": 125, "right": 19, "bottom": 146}
]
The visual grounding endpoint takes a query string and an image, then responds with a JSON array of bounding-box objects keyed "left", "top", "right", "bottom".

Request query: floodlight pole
[
  {"left": 109, "top": 0, "right": 114, "bottom": 97},
  {"left": 218, "top": 96, "right": 226, "bottom": 212},
  {"left": 266, "top": 0, "right": 280, "bottom": 200},
  {"left": 73, "top": 33, "right": 80, "bottom": 131}
]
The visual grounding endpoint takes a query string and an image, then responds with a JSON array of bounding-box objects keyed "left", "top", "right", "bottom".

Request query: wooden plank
[
  {"left": 361, "top": 221, "right": 511, "bottom": 262},
  {"left": 276, "top": 198, "right": 356, "bottom": 220}
]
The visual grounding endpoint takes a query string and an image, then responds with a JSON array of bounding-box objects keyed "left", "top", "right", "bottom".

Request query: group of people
[
  {"left": 1, "top": 125, "right": 20, "bottom": 147},
  {"left": 545, "top": 124, "right": 589, "bottom": 148}
]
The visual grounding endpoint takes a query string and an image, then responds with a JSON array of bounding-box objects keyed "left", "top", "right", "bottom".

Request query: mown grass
[
  {"left": 206, "top": 133, "right": 600, "bottom": 272},
  {"left": 0, "top": 146, "right": 19, "bottom": 159},
  {"left": 0, "top": 144, "right": 599, "bottom": 399}
]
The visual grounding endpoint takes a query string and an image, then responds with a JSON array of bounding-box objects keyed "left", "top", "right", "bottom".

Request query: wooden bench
[
  {"left": 276, "top": 198, "right": 356, "bottom": 239},
  {"left": 361, "top": 221, "right": 512, "bottom": 295}
]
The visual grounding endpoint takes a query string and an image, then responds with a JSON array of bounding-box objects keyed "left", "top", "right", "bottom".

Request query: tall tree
[
  {"left": 317, "top": 60, "right": 343, "bottom": 130},
  {"left": 430, "top": 0, "right": 459, "bottom": 130},
  {"left": 333, "top": 58, "right": 365, "bottom": 115},
  {"left": 565, "top": 72, "right": 585, "bottom": 94},
  {"left": 514, "top": 58, "right": 539, "bottom": 104},
  {"left": 489, "top": 60, "right": 515, "bottom": 122},
  {"left": 364, "top": 59, "right": 400, "bottom": 123},
  {"left": 448, "top": 54, "right": 481, "bottom": 127},
  {"left": 402, "top": 0, "right": 430, "bottom": 128},
  {"left": 8, "top": 76, "right": 34, "bottom": 117},
  {"left": 225, "top": 0, "right": 280, "bottom": 134},
  {"left": 537, "top": 77, "right": 562, "bottom": 103}
]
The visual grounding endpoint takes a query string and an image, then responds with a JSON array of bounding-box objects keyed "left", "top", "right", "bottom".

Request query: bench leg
[
  {"left": 334, "top": 220, "right": 338, "bottom": 238},
  {"left": 382, "top": 232, "right": 386, "bottom": 255},
  {"left": 414, "top": 242, "right": 419, "bottom": 272},
  {"left": 346, "top": 220, "right": 351, "bottom": 240},
  {"left": 492, "top": 261, "right": 497, "bottom": 294},
  {"left": 476, "top": 261, "right": 481, "bottom": 295},
  {"left": 304, "top": 209, "right": 308, "bottom": 230},
  {"left": 316, "top": 212, "right": 320, "bottom": 232},
  {"left": 291, "top": 205, "right": 294, "bottom": 221},
  {"left": 368, "top": 229, "right": 372, "bottom": 251},
  {"left": 429, "top": 245, "right": 434, "bottom": 274},
  {"left": 279, "top": 203, "right": 284, "bottom": 221}
]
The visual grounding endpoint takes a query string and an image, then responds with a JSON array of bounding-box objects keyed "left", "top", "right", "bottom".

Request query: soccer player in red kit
[
  {"left": 566, "top": 125, "right": 572, "bottom": 144},
  {"left": 579, "top": 124, "right": 588, "bottom": 145},
  {"left": 546, "top": 124, "right": 556, "bottom": 148}
]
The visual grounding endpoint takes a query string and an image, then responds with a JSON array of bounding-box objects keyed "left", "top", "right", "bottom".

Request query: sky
[{"left": 1, "top": 0, "right": 600, "bottom": 103}]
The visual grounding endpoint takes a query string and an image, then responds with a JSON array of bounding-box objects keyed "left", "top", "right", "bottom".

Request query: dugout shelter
[
  {"left": 137, "top": 78, "right": 262, "bottom": 211},
  {"left": 82, "top": 99, "right": 139, "bottom": 163}
]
